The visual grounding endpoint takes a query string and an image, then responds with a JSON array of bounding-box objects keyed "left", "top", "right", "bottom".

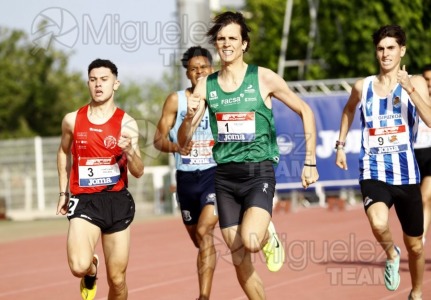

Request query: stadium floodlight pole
[
  {"left": 304, "top": 0, "right": 319, "bottom": 78},
  {"left": 177, "top": 0, "right": 211, "bottom": 89},
  {"left": 277, "top": 0, "right": 294, "bottom": 78}
]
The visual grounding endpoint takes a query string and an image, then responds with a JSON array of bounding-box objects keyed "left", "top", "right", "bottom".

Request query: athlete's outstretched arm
[
  {"left": 335, "top": 79, "right": 362, "bottom": 170},
  {"left": 56, "top": 112, "right": 75, "bottom": 215},
  {"left": 259, "top": 67, "right": 318, "bottom": 189}
]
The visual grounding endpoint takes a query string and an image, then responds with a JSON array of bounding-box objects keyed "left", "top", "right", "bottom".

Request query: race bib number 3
[
  {"left": 78, "top": 157, "right": 120, "bottom": 187},
  {"left": 368, "top": 125, "right": 409, "bottom": 154},
  {"left": 181, "top": 139, "right": 216, "bottom": 165},
  {"left": 216, "top": 112, "right": 256, "bottom": 142}
]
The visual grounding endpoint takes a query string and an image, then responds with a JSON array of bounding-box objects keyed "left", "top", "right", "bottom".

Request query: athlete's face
[
  {"left": 186, "top": 56, "right": 213, "bottom": 87},
  {"left": 87, "top": 67, "right": 120, "bottom": 103},
  {"left": 375, "top": 37, "right": 405, "bottom": 72},
  {"left": 215, "top": 23, "right": 247, "bottom": 63}
]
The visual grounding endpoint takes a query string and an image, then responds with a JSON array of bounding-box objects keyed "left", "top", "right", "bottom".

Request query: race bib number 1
[{"left": 216, "top": 112, "right": 256, "bottom": 142}]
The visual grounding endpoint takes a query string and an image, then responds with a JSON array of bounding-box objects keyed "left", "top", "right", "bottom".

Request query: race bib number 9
[
  {"left": 368, "top": 125, "right": 408, "bottom": 154},
  {"left": 216, "top": 112, "right": 256, "bottom": 142},
  {"left": 78, "top": 157, "right": 120, "bottom": 187}
]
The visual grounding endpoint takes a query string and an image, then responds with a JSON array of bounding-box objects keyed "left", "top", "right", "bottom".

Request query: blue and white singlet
[{"left": 358, "top": 76, "right": 420, "bottom": 185}]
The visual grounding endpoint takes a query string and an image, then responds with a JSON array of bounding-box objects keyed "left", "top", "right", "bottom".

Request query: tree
[
  {"left": 0, "top": 25, "right": 180, "bottom": 167},
  {"left": 235, "top": 0, "right": 431, "bottom": 80},
  {"left": 0, "top": 27, "right": 87, "bottom": 139}
]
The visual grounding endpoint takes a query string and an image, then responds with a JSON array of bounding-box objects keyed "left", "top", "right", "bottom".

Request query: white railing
[
  {"left": 287, "top": 78, "right": 358, "bottom": 95},
  {"left": 0, "top": 137, "right": 174, "bottom": 220}
]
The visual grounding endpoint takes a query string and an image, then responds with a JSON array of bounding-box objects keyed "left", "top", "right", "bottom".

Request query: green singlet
[{"left": 206, "top": 64, "right": 280, "bottom": 164}]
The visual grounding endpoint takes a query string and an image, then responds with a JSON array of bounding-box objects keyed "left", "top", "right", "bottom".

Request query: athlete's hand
[
  {"left": 185, "top": 93, "right": 201, "bottom": 119},
  {"left": 301, "top": 166, "right": 319, "bottom": 189},
  {"left": 397, "top": 65, "right": 414, "bottom": 94},
  {"left": 56, "top": 196, "right": 69, "bottom": 215},
  {"left": 118, "top": 132, "right": 133, "bottom": 153},
  {"left": 177, "top": 141, "right": 194, "bottom": 156},
  {"left": 335, "top": 149, "right": 348, "bottom": 170}
]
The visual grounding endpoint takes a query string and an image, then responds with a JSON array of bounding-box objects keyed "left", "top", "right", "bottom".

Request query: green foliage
[
  {"left": 3, "top": 0, "right": 430, "bottom": 160},
  {"left": 0, "top": 27, "right": 87, "bottom": 139},
  {"left": 0, "top": 26, "right": 179, "bottom": 166},
  {"left": 244, "top": 0, "right": 287, "bottom": 72},
  {"left": 238, "top": 0, "right": 431, "bottom": 80}
]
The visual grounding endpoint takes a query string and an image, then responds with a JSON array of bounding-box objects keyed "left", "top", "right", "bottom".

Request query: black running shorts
[
  {"left": 414, "top": 147, "right": 431, "bottom": 180},
  {"left": 67, "top": 189, "right": 135, "bottom": 234},
  {"left": 215, "top": 160, "right": 276, "bottom": 229},
  {"left": 360, "top": 179, "right": 423, "bottom": 237}
]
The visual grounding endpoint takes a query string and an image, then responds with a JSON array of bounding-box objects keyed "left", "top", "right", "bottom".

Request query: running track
[{"left": 1, "top": 205, "right": 431, "bottom": 299}]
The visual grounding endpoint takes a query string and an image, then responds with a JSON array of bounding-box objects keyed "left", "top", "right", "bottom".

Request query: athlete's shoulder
[
  {"left": 64, "top": 109, "right": 80, "bottom": 123},
  {"left": 353, "top": 78, "right": 365, "bottom": 90},
  {"left": 60, "top": 110, "right": 79, "bottom": 134},
  {"left": 163, "top": 90, "right": 180, "bottom": 107}
]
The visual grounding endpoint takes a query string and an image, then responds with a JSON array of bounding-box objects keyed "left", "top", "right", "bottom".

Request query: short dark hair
[
  {"left": 207, "top": 11, "right": 251, "bottom": 53},
  {"left": 181, "top": 46, "right": 213, "bottom": 69},
  {"left": 88, "top": 59, "right": 118, "bottom": 77},
  {"left": 372, "top": 25, "right": 406, "bottom": 47},
  {"left": 423, "top": 64, "right": 431, "bottom": 74}
]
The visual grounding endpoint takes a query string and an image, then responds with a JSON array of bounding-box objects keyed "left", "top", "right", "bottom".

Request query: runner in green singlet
[{"left": 178, "top": 11, "right": 319, "bottom": 299}]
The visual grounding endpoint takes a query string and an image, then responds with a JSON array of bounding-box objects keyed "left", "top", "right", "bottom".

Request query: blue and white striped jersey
[{"left": 358, "top": 75, "right": 420, "bottom": 185}]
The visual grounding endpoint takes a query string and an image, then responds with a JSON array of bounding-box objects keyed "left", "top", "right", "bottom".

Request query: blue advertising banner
[{"left": 272, "top": 94, "right": 361, "bottom": 191}]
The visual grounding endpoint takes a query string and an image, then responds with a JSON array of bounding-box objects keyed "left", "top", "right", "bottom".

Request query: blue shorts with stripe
[{"left": 176, "top": 166, "right": 216, "bottom": 225}]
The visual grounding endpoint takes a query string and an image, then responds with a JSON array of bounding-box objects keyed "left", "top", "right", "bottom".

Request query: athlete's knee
[
  {"left": 369, "top": 217, "right": 389, "bottom": 235},
  {"left": 423, "top": 193, "right": 431, "bottom": 204},
  {"left": 68, "top": 256, "right": 93, "bottom": 278},
  {"left": 242, "top": 235, "right": 262, "bottom": 253},
  {"left": 405, "top": 239, "right": 424, "bottom": 258},
  {"left": 244, "top": 245, "right": 261, "bottom": 253},
  {"left": 107, "top": 271, "right": 127, "bottom": 292},
  {"left": 196, "top": 224, "right": 215, "bottom": 244}
]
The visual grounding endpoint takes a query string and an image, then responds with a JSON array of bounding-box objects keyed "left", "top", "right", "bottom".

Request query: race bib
[
  {"left": 67, "top": 197, "right": 79, "bottom": 217},
  {"left": 368, "top": 125, "right": 409, "bottom": 154},
  {"left": 78, "top": 157, "right": 120, "bottom": 187},
  {"left": 216, "top": 112, "right": 256, "bottom": 142},
  {"left": 181, "top": 139, "right": 216, "bottom": 165}
]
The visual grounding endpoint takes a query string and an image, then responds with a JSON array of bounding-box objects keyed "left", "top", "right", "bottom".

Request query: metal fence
[{"left": 0, "top": 137, "right": 174, "bottom": 220}]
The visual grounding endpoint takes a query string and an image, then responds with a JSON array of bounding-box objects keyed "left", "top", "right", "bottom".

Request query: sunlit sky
[{"left": 1, "top": 0, "right": 243, "bottom": 83}]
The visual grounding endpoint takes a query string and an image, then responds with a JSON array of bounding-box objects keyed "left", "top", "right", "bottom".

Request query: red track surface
[{"left": 1, "top": 205, "right": 430, "bottom": 299}]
